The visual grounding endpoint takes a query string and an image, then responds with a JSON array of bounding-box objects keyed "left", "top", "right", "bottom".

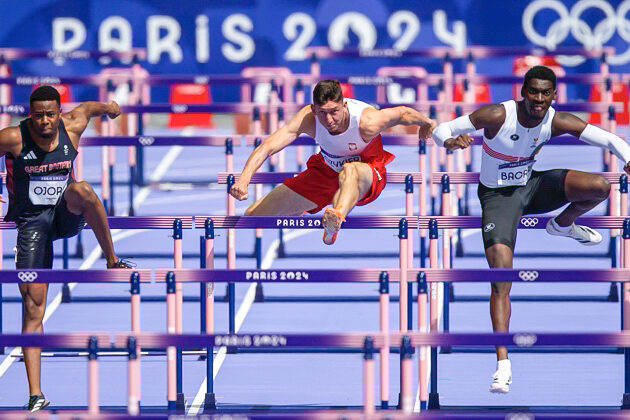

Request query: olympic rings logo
[
  {"left": 513, "top": 333, "right": 538, "bottom": 347},
  {"left": 520, "top": 217, "right": 539, "bottom": 227},
  {"left": 518, "top": 270, "right": 539, "bottom": 281},
  {"left": 138, "top": 136, "right": 155, "bottom": 146},
  {"left": 17, "top": 271, "right": 38, "bottom": 282},
  {"left": 522, "top": 0, "right": 630, "bottom": 64}
]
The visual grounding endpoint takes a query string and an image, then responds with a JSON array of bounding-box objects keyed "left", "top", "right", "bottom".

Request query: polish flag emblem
[{"left": 349, "top": 143, "right": 357, "bottom": 151}]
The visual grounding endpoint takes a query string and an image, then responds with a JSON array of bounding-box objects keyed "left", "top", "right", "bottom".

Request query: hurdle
[
  {"left": 113, "top": 331, "right": 395, "bottom": 414},
  {"left": 419, "top": 216, "right": 630, "bottom": 353},
  {"left": 0, "top": 268, "right": 150, "bottom": 323},
  {"left": 218, "top": 171, "right": 425, "bottom": 272},
  {"left": 0, "top": 333, "right": 111, "bottom": 413},
  {"left": 180, "top": 215, "right": 415, "bottom": 410},
  {"left": 80, "top": 135, "right": 244, "bottom": 216},
  {"left": 0, "top": 217, "right": 190, "bottom": 307},
  {"left": 3, "top": 327, "right": 630, "bottom": 414},
  {"left": 413, "top": 271, "right": 630, "bottom": 411},
  {"left": 435, "top": 171, "right": 627, "bottom": 311},
  {"left": 0, "top": 269, "right": 149, "bottom": 408},
  {"left": 198, "top": 210, "right": 417, "bottom": 400},
  {"left": 155, "top": 268, "right": 403, "bottom": 412},
  {"left": 192, "top": 216, "right": 415, "bottom": 330}
]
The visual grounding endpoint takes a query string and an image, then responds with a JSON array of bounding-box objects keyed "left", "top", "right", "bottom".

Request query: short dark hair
[
  {"left": 523, "top": 66, "right": 556, "bottom": 89},
  {"left": 30, "top": 86, "right": 61, "bottom": 107},
  {"left": 313, "top": 80, "right": 343, "bottom": 106}
]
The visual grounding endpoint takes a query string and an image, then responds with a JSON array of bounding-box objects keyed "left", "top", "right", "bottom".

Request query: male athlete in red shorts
[{"left": 230, "top": 79, "right": 436, "bottom": 244}]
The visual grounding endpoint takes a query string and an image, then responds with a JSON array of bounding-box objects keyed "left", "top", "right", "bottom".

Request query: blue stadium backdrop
[{"left": 1, "top": 0, "right": 630, "bottom": 102}]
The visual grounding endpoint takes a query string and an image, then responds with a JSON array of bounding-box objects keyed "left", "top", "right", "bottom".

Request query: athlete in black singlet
[{"left": 0, "top": 86, "right": 132, "bottom": 412}]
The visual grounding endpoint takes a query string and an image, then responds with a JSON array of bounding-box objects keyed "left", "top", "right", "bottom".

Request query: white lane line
[
  {"left": 187, "top": 229, "right": 315, "bottom": 413},
  {"left": 0, "top": 145, "right": 182, "bottom": 379}
]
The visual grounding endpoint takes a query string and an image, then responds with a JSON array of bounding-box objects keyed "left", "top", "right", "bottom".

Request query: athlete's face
[
  {"left": 521, "top": 79, "right": 555, "bottom": 120},
  {"left": 30, "top": 100, "right": 61, "bottom": 139},
  {"left": 312, "top": 100, "right": 347, "bottom": 133}
]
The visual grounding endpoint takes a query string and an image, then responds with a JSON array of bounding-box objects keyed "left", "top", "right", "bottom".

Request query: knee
[
  {"left": 491, "top": 283, "right": 511, "bottom": 298},
  {"left": 339, "top": 163, "right": 359, "bottom": 185},
  {"left": 66, "top": 182, "right": 97, "bottom": 204},
  {"left": 487, "top": 255, "right": 509, "bottom": 268},
  {"left": 23, "top": 299, "right": 45, "bottom": 324},
  {"left": 592, "top": 177, "right": 611, "bottom": 201}
]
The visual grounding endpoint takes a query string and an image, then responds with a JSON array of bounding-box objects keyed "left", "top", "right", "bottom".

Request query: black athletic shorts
[
  {"left": 477, "top": 169, "right": 569, "bottom": 250},
  {"left": 14, "top": 196, "right": 85, "bottom": 269}
]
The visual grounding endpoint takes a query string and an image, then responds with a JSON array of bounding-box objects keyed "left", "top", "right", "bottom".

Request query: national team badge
[{"left": 349, "top": 143, "right": 357, "bottom": 151}]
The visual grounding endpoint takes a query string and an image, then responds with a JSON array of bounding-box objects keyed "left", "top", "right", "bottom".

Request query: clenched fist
[
  {"left": 230, "top": 182, "right": 249, "bottom": 201},
  {"left": 418, "top": 119, "right": 437, "bottom": 140},
  {"left": 107, "top": 100, "right": 121, "bottom": 119},
  {"left": 444, "top": 134, "right": 473, "bottom": 150}
]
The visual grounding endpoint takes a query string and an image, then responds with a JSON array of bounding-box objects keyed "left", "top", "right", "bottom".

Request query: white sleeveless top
[
  {"left": 480, "top": 100, "right": 555, "bottom": 188},
  {"left": 314, "top": 98, "right": 373, "bottom": 172}
]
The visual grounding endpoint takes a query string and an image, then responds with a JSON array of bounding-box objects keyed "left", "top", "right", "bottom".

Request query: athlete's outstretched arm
[
  {"left": 553, "top": 111, "right": 630, "bottom": 174},
  {"left": 230, "top": 106, "right": 315, "bottom": 201},
  {"left": 360, "top": 106, "right": 436, "bottom": 141},
  {"left": 63, "top": 101, "right": 121, "bottom": 137},
  {"left": 433, "top": 104, "right": 505, "bottom": 150}
]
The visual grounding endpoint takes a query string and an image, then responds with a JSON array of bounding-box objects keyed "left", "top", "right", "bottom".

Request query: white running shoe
[
  {"left": 490, "top": 369, "right": 512, "bottom": 393},
  {"left": 545, "top": 218, "right": 602, "bottom": 246}
]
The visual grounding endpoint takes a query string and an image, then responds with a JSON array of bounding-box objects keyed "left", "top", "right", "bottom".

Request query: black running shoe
[
  {"left": 27, "top": 394, "right": 50, "bottom": 412},
  {"left": 108, "top": 258, "right": 136, "bottom": 269}
]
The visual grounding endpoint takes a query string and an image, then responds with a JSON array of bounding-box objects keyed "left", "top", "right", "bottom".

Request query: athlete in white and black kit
[
  {"left": 432, "top": 66, "right": 630, "bottom": 394},
  {"left": 0, "top": 86, "right": 133, "bottom": 411}
]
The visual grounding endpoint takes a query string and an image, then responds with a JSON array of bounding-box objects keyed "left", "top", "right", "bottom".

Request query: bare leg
[
  {"left": 246, "top": 184, "right": 317, "bottom": 216},
  {"left": 320, "top": 163, "right": 375, "bottom": 244},
  {"left": 485, "top": 243, "right": 513, "bottom": 361},
  {"left": 331, "top": 162, "right": 374, "bottom": 219},
  {"left": 19, "top": 283, "right": 48, "bottom": 396},
  {"left": 63, "top": 182, "right": 118, "bottom": 267},
  {"left": 554, "top": 171, "right": 610, "bottom": 227}
]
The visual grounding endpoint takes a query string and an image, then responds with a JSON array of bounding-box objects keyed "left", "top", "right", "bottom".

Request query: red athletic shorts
[{"left": 284, "top": 135, "right": 395, "bottom": 214}]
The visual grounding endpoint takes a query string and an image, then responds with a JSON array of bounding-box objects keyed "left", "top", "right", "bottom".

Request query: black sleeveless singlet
[{"left": 5, "top": 118, "right": 78, "bottom": 221}]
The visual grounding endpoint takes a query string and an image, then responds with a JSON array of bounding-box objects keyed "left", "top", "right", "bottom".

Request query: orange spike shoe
[{"left": 322, "top": 207, "right": 346, "bottom": 245}]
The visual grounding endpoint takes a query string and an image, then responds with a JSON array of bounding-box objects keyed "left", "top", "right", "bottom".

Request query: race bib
[
  {"left": 29, "top": 174, "right": 68, "bottom": 205},
  {"left": 497, "top": 159, "right": 535, "bottom": 186},
  {"left": 323, "top": 154, "right": 361, "bottom": 172},
  {"left": 320, "top": 149, "right": 361, "bottom": 172}
]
